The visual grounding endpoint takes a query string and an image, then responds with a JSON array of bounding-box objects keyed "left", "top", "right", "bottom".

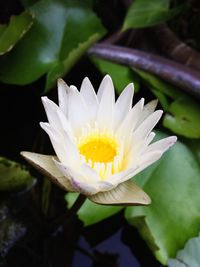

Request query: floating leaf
[
  {"left": 91, "top": 57, "right": 140, "bottom": 94},
  {"left": 65, "top": 193, "right": 123, "bottom": 226},
  {"left": 125, "top": 132, "right": 200, "bottom": 264},
  {"left": 0, "top": 0, "right": 105, "bottom": 88},
  {"left": 0, "top": 157, "right": 35, "bottom": 191},
  {"left": 0, "top": 11, "right": 34, "bottom": 55},
  {"left": 123, "top": 0, "right": 183, "bottom": 30},
  {"left": 163, "top": 96, "right": 200, "bottom": 138},
  {"left": 185, "top": 139, "right": 200, "bottom": 165},
  {"left": 0, "top": 25, "right": 6, "bottom": 36},
  {"left": 151, "top": 88, "right": 169, "bottom": 110},
  {"left": 168, "top": 234, "right": 200, "bottom": 267},
  {"left": 45, "top": 33, "right": 102, "bottom": 91},
  {"left": 133, "top": 68, "right": 182, "bottom": 100}
]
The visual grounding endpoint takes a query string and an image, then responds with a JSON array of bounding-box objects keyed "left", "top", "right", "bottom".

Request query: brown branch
[
  {"left": 150, "top": 23, "right": 200, "bottom": 71},
  {"left": 88, "top": 43, "right": 200, "bottom": 98}
]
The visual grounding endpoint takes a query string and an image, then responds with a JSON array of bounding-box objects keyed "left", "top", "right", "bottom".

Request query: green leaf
[
  {"left": 133, "top": 68, "right": 182, "bottom": 100},
  {"left": 125, "top": 132, "right": 200, "bottom": 264},
  {"left": 0, "top": 11, "right": 34, "bottom": 55},
  {"left": 65, "top": 193, "right": 123, "bottom": 226},
  {"left": 123, "top": 0, "right": 183, "bottom": 30},
  {"left": 185, "top": 139, "right": 200, "bottom": 165},
  {"left": 91, "top": 57, "right": 140, "bottom": 94},
  {"left": 0, "top": 0, "right": 105, "bottom": 87},
  {"left": 151, "top": 88, "right": 169, "bottom": 110},
  {"left": 45, "top": 33, "right": 102, "bottom": 91},
  {"left": 163, "top": 96, "right": 200, "bottom": 138},
  {"left": 0, "top": 157, "right": 35, "bottom": 191},
  {"left": 168, "top": 234, "right": 200, "bottom": 267},
  {"left": 0, "top": 25, "right": 6, "bottom": 36}
]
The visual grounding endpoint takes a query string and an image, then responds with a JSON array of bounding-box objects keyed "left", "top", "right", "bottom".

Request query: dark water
[
  {"left": 73, "top": 230, "right": 140, "bottom": 267},
  {"left": 71, "top": 212, "right": 163, "bottom": 267}
]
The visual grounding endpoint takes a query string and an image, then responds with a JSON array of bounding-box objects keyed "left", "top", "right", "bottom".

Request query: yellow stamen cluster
[
  {"left": 77, "top": 126, "right": 123, "bottom": 179},
  {"left": 79, "top": 136, "right": 117, "bottom": 163}
]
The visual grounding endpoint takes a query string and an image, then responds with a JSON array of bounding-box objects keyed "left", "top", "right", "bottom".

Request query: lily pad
[
  {"left": 65, "top": 193, "right": 123, "bottom": 227},
  {"left": 0, "top": 0, "right": 105, "bottom": 88},
  {"left": 91, "top": 57, "right": 140, "bottom": 94},
  {"left": 163, "top": 96, "right": 200, "bottom": 138},
  {"left": 123, "top": 0, "right": 183, "bottom": 30},
  {"left": 125, "top": 132, "right": 200, "bottom": 264},
  {"left": 0, "top": 157, "right": 35, "bottom": 191},
  {"left": 0, "top": 11, "right": 34, "bottom": 55},
  {"left": 168, "top": 234, "right": 200, "bottom": 267},
  {"left": 133, "top": 68, "right": 182, "bottom": 100}
]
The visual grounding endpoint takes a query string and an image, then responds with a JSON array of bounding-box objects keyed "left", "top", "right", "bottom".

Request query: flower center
[
  {"left": 77, "top": 127, "right": 124, "bottom": 180},
  {"left": 79, "top": 136, "right": 117, "bottom": 163}
]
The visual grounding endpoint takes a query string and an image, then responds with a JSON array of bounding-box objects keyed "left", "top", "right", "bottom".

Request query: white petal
[
  {"left": 97, "top": 180, "right": 115, "bottom": 192},
  {"left": 57, "top": 78, "right": 69, "bottom": 116},
  {"left": 40, "top": 122, "right": 61, "bottom": 143},
  {"left": 89, "top": 180, "right": 151, "bottom": 205},
  {"left": 80, "top": 77, "right": 98, "bottom": 121},
  {"left": 40, "top": 122, "right": 80, "bottom": 167},
  {"left": 108, "top": 167, "right": 137, "bottom": 184},
  {"left": 125, "top": 150, "right": 163, "bottom": 182},
  {"left": 114, "top": 83, "right": 134, "bottom": 129},
  {"left": 97, "top": 75, "right": 115, "bottom": 128},
  {"left": 67, "top": 90, "right": 90, "bottom": 132},
  {"left": 146, "top": 132, "right": 156, "bottom": 145},
  {"left": 133, "top": 110, "right": 163, "bottom": 142},
  {"left": 53, "top": 160, "right": 99, "bottom": 195},
  {"left": 41, "top": 97, "right": 61, "bottom": 129},
  {"left": 69, "top": 85, "right": 79, "bottom": 93},
  {"left": 125, "top": 131, "right": 156, "bottom": 164},
  {"left": 145, "top": 136, "right": 177, "bottom": 154},
  {"left": 20, "top": 152, "right": 75, "bottom": 191},
  {"left": 97, "top": 74, "right": 113, "bottom": 102},
  {"left": 81, "top": 163, "right": 99, "bottom": 182},
  {"left": 56, "top": 109, "right": 74, "bottom": 140},
  {"left": 110, "top": 150, "right": 163, "bottom": 184},
  {"left": 117, "top": 98, "right": 144, "bottom": 137},
  {"left": 137, "top": 99, "right": 158, "bottom": 126}
]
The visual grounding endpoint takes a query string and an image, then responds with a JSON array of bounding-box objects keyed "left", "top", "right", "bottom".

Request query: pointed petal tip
[
  {"left": 153, "top": 99, "right": 158, "bottom": 105},
  {"left": 168, "top": 135, "right": 177, "bottom": 146},
  {"left": 57, "top": 78, "right": 65, "bottom": 85},
  {"left": 57, "top": 78, "right": 70, "bottom": 90},
  {"left": 82, "top": 76, "right": 90, "bottom": 82},
  {"left": 20, "top": 150, "right": 29, "bottom": 159},
  {"left": 41, "top": 96, "right": 48, "bottom": 103},
  {"left": 39, "top": 121, "right": 47, "bottom": 129},
  {"left": 141, "top": 191, "right": 152, "bottom": 205},
  {"left": 140, "top": 97, "right": 145, "bottom": 106},
  {"left": 104, "top": 74, "right": 112, "bottom": 80}
]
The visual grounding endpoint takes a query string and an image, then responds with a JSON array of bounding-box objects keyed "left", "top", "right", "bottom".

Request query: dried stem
[
  {"left": 150, "top": 23, "right": 200, "bottom": 71},
  {"left": 88, "top": 43, "right": 200, "bottom": 98}
]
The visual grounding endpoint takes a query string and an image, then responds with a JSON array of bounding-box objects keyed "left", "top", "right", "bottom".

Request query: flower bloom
[{"left": 21, "top": 75, "right": 177, "bottom": 205}]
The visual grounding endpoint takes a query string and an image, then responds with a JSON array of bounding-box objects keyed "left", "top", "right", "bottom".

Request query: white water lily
[{"left": 21, "top": 75, "right": 177, "bottom": 205}]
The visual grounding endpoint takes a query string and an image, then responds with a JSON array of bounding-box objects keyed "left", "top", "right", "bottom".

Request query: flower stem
[
  {"left": 51, "top": 194, "right": 86, "bottom": 232},
  {"left": 66, "top": 193, "right": 86, "bottom": 218}
]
